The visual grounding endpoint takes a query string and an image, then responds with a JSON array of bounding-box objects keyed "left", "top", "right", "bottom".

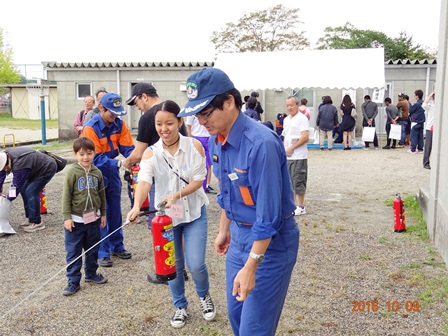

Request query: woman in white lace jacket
[{"left": 126, "top": 100, "right": 215, "bottom": 329}]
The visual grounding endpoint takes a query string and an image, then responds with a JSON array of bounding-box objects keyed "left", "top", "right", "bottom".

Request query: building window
[{"left": 77, "top": 83, "right": 92, "bottom": 99}]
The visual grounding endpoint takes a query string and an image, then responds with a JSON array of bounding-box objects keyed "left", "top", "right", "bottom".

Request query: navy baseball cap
[
  {"left": 126, "top": 83, "right": 157, "bottom": 106},
  {"left": 178, "top": 68, "right": 235, "bottom": 117},
  {"left": 100, "top": 93, "right": 127, "bottom": 116}
]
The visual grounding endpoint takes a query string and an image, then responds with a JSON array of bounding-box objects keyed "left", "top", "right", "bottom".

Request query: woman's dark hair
[
  {"left": 209, "top": 88, "right": 242, "bottom": 110},
  {"left": 323, "top": 96, "right": 333, "bottom": 104},
  {"left": 250, "top": 91, "right": 259, "bottom": 98},
  {"left": 154, "top": 100, "right": 181, "bottom": 120},
  {"left": 247, "top": 97, "right": 257, "bottom": 109},
  {"left": 342, "top": 94, "right": 352, "bottom": 106},
  {"left": 301, "top": 98, "right": 308, "bottom": 105},
  {"left": 73, "top": 137, "right": 95, "bottom": 153}
]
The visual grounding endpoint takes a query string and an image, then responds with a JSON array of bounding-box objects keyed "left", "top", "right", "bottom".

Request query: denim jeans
[
  {"left": 21, "top": 171, "right": 56, "bottom": 224},
  {"left": 168, "top": 205, "right": 209, "bottom": 309},
  {"left": 65, "top": 219, "right": 101, "bottom": 285},
  {"left": 226, "top": 217, "right": 299, "bottom": 336},
  {"left": 410, "top": 122, "right": 424, "bottom": 152},
  {"left": 398, "top": 120, "right": 408, "bottom": 145}
]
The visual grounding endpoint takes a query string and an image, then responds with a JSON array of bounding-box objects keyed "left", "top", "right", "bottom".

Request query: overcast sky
[{"left": 2, "top": 0, "right": 442, "bottom": 66}]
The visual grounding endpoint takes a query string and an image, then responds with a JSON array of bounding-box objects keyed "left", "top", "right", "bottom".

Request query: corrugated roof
[
  {"left": 385, "top": 59, "right": 437, "bottom": 65},
  {"left": 43, "top": 61, "right": 215, "bottom": 69}
]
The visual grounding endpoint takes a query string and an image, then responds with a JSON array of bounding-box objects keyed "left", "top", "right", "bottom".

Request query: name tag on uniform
[
  {"left": 228, "top": 173, "right": 238, "bottom": 181},
  {"left": 8, "top": 187, "right": 16, "bottom": 198}
]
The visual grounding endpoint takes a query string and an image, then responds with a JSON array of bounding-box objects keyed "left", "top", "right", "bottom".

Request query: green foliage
[
  {"left": 403, "top": 196, "right": 429, "bottom": 241},
  {"left": 316, "top": 22, "right": 432, "bottom": 61},
  {"left": 210, "top": 4, "right": 309, "bottom": 53},
  {"left": 0, "top": 27, "right": 22, "bottom": 86}
]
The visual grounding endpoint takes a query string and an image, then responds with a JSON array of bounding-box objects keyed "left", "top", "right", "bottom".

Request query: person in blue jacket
[
  {"left": 82, "top": 93, "right": 135, "bottom": 267},
  {"left": 407, "top": 89, "right": 426, "bottom": 154},
  {"left": 179, "top": 68, "right": 300, "bottom": 336}
]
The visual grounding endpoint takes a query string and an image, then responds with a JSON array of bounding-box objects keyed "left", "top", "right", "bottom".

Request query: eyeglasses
[
  {"left": 196, "top": 107, "right": 216, "bottom": 120},
  {"left": 133, "top": 95, "right": 142, "bottom": 105}
]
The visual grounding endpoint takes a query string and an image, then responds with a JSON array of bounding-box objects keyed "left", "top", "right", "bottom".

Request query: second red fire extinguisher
[
  {"left": 151, "top": 202, "right": 177, "bottom": 282},
  {"left": 393, "top": 193, "right": 406, "bottom": 232}
]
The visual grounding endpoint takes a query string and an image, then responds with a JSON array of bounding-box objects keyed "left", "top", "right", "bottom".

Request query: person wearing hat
[
  {"left": 179, "top": 68, "right": 300, "bottom": 336},
  {"left": 82, "top": 92, "right": 135, "bottom": 268},
  {"left": 0, "top": 147, "right": 57, "bottom": 233}
]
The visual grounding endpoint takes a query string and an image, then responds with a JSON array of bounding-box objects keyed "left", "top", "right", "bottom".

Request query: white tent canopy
[{"left": 214, "top": 48, "right": 385, "bottom": 91}]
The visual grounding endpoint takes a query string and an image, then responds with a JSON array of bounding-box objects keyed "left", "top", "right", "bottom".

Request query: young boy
[{"left": 62, "top": 137, "right": 107, "bottom": 296}]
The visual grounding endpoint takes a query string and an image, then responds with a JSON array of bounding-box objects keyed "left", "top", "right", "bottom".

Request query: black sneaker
[
  {"left": 112, "top": 250, "right": 132, "bottom": 259},
  {"left": 98, "top": 257, "right": 113, "bottom": 267},
  {"left": 199, "top": 292, "right": 216, "bottom": 321},
  {"left": 85, "top": 273, "right": 108, "bottom": 284},
  {"left": 170, "top": 308, "right": 188, "bottom": 328},
  {"left": 147, "top": 273, "right": 168, "bottom": 285},
  {"left": 205, "top": 186, "right": 217, "bottom": 194},
  {"left": 62, "top": 283, "right": 80, "bottom": 296},
  {"left": 382, "top": 145, "right": 390, "bottom": 149}
]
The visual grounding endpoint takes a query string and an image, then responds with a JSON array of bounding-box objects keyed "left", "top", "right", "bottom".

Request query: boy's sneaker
[
  {"left": 62, "top": 283, "right": 80, "bottom": 296},
  {"left": 98, "top": 257, "right": 113, "bottom": 267},
  {"left": 199, "top": 293, "right": 216, "bottom": 321},
  {"left": 294, "top": 206, "right": 306, "bottom": 216},
  {"left": 85, "top": 273, "right": 108, "bottom": 284},
  {"left": 407, "top": 149, "right": 416, "bottom": 154},
  {"left": 418, "top": 150, "right": 424, "bottom": 154},
  {"left": 20, "top": 220, "right": 30, "bottom": 227},
  {"left": 22, "top": 223, "right": 45, "bottom": 233},
  {"left": 170, "top": 308, "right": 188, "bottom": 328}
]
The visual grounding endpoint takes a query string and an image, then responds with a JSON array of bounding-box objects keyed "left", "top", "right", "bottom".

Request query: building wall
[
  {"left": 46, "top": 63, "right": 437, "bottom": 140},
  {"left": 425, "top": 0, "right": 448, "bottom": 266}
]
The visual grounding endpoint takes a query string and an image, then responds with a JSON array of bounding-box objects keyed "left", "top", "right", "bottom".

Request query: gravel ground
[{"left": 0, "top": 146, "right": 446, "bottom": 336}]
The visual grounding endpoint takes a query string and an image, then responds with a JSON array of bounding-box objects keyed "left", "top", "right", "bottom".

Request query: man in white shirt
[{"left": 283, "top": 96, "right": 310, "bottom": 216}]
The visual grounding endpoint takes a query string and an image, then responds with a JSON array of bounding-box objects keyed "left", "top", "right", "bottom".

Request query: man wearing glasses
[
  {"left": 179, "top": 68, "right": 300, "bottom": 336},
  {"left": 82, "top": 93, "right": 135, "bottom": 268}
]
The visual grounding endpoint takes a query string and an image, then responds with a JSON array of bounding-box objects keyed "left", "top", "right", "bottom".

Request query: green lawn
[{"left": 0, "top": 113, "right": 58, "bottom": 129}]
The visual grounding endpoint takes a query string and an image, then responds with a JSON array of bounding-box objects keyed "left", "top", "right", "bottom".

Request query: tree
[
  {"left": 316, "top": 22, "right": 432, "bottom": 61},
  {"left": 0, "top": 27, "right": 22, "bottom": 85},
  {"left": 210, "top": 4, "right": 309, "bottom": 53}
]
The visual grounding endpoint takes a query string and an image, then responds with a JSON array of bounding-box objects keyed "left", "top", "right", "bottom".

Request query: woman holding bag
[
  {"left": 126, "top": 100, "right": 215, "bottom": 329},
  {"left": 383, "top": 97, "right": 400, "bottom": 149}
]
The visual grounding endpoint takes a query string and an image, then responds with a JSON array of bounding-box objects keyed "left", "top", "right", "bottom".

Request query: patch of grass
[
  {"left": 346, "top": 272, "right": 360, "bottom": 279},
  {"left": 0, "top": 113, "right": 58, "bottom": 129},
  {"left": 388, "top": 270, "right": 405, "bottom": 282},
  {"left": 378, "top": 236, "right": 387, "bottom": 244},
  {"left": 417, "top": 276, "right": 448, "bottom": 307},
  {"left": 32, "top": 141, "right": 73, "bottom": 151},
  {"left": 423, "top": 257, "right": 446, "bottom": 268},
  {"left": 359, "top": 255, "right": 372, "bottom": 261},
  {"left": 403, "top": 263, "right": 421, "bottom": 269},
  {"left": 403, "top": 196, "right": 429, "bottom": 241},
  {"left": 200, "top": 325, "right": 224, "bottom": 336},
  {"left": 406, "top": 271, "right": 426, "bottom": 287}
]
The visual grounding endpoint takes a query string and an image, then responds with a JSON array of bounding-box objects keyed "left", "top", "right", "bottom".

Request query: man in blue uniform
[
  {"left": 179, "top": 68, "right": 300, "bottom": 336},
  {"left": 82, "top": 93, "right": 135, "bottom": 267}
]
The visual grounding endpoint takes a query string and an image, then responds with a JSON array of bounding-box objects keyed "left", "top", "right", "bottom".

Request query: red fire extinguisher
[
  {"left": 132, "top": 164, "right": 149, "bottom": 211},
  {"left": 40, "top": 187, "right": 48, "bottom": 214},
  {"left": 151, "top": 202, "right": 177, "bottom": 282},
  {"left": 393, "top": 193, "right": 406, "bottom": 232}
]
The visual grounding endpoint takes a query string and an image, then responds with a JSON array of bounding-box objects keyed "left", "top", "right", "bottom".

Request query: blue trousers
[
  {"left": 226, "top": 218, "right": 300, "bottom": 336},
  {"left": 410, "top": 122, "right": 424, "bottom": 152},
  {"left": 21, "top": 171, "right": 56, "bottom": 224},
  {"left": 98, "top": 174, "right": 125, "bottom": 258},
  {"left": 65, "top": 219, "right": 101, "bottom": 285},
  {"left": 169, "top": 206, "right": 210, "bottom": 308},
  {"left": 398, "top": 120, "right": 408, "bottom": 145}
]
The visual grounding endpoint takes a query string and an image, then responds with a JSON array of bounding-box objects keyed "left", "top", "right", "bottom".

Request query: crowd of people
[{"left": 1, "top": 67, "right": 436, "bottom": 334}]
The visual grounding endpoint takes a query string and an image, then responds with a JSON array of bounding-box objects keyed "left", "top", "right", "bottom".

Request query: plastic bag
[{"left": 0, "top": 196, "right": 16, "bottom": 236}]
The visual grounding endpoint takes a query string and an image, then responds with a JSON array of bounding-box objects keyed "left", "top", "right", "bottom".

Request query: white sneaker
[
  {"left": 294, "top": 206, "right": 306, "bottom": 216},
  {"left": 170, "top": 308, "right": 188, "bottom": 328},
  {"left": 199, "top": 293, "right": 216, "bottom": 321},
  {"left": 22, "top": 223, "right": 46, "bottom": 233},
  {"left": 20, "top": 221, "right": 30, "bottom": 227}
]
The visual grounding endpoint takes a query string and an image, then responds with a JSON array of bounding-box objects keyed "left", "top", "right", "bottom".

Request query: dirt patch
[{"left": 0, "top": 147, "right": 446, "bottom": 335}]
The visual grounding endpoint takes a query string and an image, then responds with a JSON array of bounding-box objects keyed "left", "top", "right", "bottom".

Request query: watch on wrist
[{"left": 249, "top": 252, "right": 265, "bottom": 263}]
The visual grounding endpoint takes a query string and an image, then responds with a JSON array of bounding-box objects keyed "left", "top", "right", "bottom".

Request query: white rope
[{"left": 1, "top": 219, "right": 131, "bottom": 319}]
